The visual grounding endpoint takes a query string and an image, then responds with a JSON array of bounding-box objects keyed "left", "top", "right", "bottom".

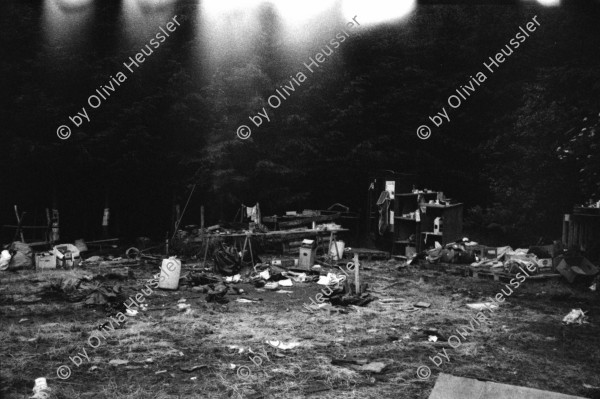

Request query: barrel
[
  {"left": 158, "top": 258, "right": 181, "bottom": 290},
  {"left": 329, "top": 240, "right": 345, "bottom": 260}
]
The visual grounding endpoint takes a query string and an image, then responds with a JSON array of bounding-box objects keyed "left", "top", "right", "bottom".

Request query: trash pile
[
  {"left": 422, "top": 239, "right": 479, "bottom": 265},
  {"left": 418, "top": 238, "right": 600, "bottom": 283},
  {"left": 50, "top": 275, "right": 126, "bottom": 309},
  {"left": 182, "top": 262, "right": 319, "bottom": 304}
]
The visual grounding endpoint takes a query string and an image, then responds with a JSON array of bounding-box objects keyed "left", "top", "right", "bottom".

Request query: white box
[{"left": 35, "top": 253, "right": 56, "bottom": 269}]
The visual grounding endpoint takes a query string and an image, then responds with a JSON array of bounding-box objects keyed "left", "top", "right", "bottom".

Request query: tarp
[{"left": 7, "top": 242, "right": 33, "bottom": 270}]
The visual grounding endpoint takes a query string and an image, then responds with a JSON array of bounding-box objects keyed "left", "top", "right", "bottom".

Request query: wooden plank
[
  {"left": 562, "top": 215, "right": 569, "bottom": 245},
  {"left": 277, "top": 214, "right": 340, "bottom": 228},
  {"left": 429, "top": 373, "right": 587, "bottom": 399}
]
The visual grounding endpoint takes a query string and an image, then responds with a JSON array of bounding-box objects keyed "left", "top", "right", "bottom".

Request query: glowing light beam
[{"left": 342, "top": 0, "right": 416, "bottom": 25}]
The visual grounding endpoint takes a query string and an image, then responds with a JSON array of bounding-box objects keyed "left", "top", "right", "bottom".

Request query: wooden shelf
[
  {"left": 423, "top": 203, "right": 463, "bottom": 209},
  {"left": 392, "top": 191, "right": 463, "bottom": 254},
  {"left": 395, "top": 192, "right": 438, "bottom": 197}
]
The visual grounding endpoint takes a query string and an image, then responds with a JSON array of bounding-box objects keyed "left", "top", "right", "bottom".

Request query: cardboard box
[
  {"left": 556, "top": 257, "right": 599, "bottom": 283},
  {"left": 483, "top": 247, "right": 498, "bottom": 260},
  {"left": 529, "top": 244, "right": 556, "bottom": 258},
  {"left": 537, "top": 258, "right": 553, "bottom": 269},
  {"left": 53, "top": 244, "right": 81, "bottom": 269},
  {"left": 298, "top": 247, "right": 315, "bottom": 270},
  {"left": 35, "top": 252, "right": 56, "bottom": 269}
]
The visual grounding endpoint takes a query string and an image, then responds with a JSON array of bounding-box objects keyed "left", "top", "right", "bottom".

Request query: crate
[{"left": 35, "top": 253, "right": 56, "bottom": 269}]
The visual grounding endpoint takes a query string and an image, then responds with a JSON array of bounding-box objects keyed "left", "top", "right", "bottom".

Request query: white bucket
[
  {"left": 329, "top": 240, "right": 345, "bottom": 261},
  {"left": 158, "top": 258, "right": 181, "bottom": 290},
  {"left": 434, "top": 217, "right": 443, "bottom": 234}
]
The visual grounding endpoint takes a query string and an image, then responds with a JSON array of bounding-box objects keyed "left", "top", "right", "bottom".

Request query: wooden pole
[
  {"left": 200, "top": 205, "right": 205, "bottom": 245},
  {"left": 46, "top": 208, "right": 51, "bottom": 243},
  {"left": 14, "top": 205, "right": 25, "bottom": 242},
  {"left": 354, "top": 253, "right": 360, "bottom": 295},
  {"left": 175, "top": 204, "right": 181, "bottom": 232},
  {"left": 52, "top": 184, "right": 59, "bottom": 243},
  {"left": 102, "top": 190, "right": 110, "bottom": 238},
  {"left": 165, "top": 231, "right": 169, "bottom": 256}
]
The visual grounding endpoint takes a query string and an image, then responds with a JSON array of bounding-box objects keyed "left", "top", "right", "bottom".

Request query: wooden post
[
  {"left": 51, "top": 185, "right": 59, "bottom": 243},
  {"left": 102, "top": 190, "right": 110, "bottom": 238},
  {"left": 200, "top": 205, "right": 205, "bottom": 255},
  {"left": 45, "top": 208, "right": 51, "bottom": 243},
  {"left": 354, "top": 253, "right": 360, "bottom": 295},
  {"left": 165, "top": 231, "right": 169, "bottom": 256},
  {"left": 562, "top": 214, "right": 569, "bottom": 246},
  {"left": 170, "top": 190, "right": 176, "bottom": 240},
  {"left": 175, "top": 204, "right": 181, "bottom": 233},
  {"left": 14, "top": 205, "right": 25, "bottom": 242}
]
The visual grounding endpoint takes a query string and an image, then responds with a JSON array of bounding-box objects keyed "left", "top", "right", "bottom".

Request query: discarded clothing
[{"left": 376, "top": 191, "right": 391, "bottom": 235}]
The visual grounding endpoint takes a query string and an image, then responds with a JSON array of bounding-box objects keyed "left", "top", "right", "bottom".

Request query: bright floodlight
[
  {"left": 201, "top": 0, "right": 262, "bottom": 18},
  {"left": 342, "top": 0, "right": 416, "bottom": 25},
  {"left": 121, "top": 0, "right": 177, "bottom": 44},
  {"left": 537, "top": 0, "right": 560, "bottom": 6},
  {"left": 54, "top": 0, "right": 93, "bottom": 10},
  {"left": 274, "top": 0, "right": 336, "bottom": 24},
  {"left": 198, "top": 0, "right": 263, "bottom": 72},
  {"left": 43, "top": 0, "right": 94, "bottom": 48}
]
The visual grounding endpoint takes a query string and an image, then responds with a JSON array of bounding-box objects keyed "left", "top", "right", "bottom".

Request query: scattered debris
[
  {"left": 125, "top": 309, "right": 138, "bottom": 316},
  {"left": 557, "top": 257, "right": 599, "bottom": 283},
  {"left": 317, "top": 273, "right": 345, "bottom": 286},
  {"left": 30, "top": 377, "right": 50, "bottom": 399},
  {"left": 356, "top": 361, "right": 389, "bottom": 373},
  {"left": 180, "top": 365, "right": 207, "bottom": 372},
  {"left": 266, "top": 340, "right": 301, "bottom": 350},
  {"left": 108, "top": 359, "right": 129, "bottom": 366},
  {"left": 467, "top": 302, "right": 498, "bottom": 311},
  {"left": 7, "top": 242, "right": 33, "bottom": 270},
  {"left": 177, "top": 303, "right": 191, "bottom": 312},
  {"left": 0, "top": 250, "right": 11, "bottom": 271},
  {"left": 225, "top": 274, "right": 241, "bottom": 283},
  {"left": 236, "top": 298, "right": 261, "bottom": 303},
  {"left": 562, "top": 309, "right": 588, "bottom": 325}
]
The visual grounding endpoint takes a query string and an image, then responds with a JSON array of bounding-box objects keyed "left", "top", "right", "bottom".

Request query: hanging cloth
[
  {"left": 376, "top": 191, "right": 391, "bottom": 235},
  {"left": 244, "top": 203, "right": 261, "bottom": 224}
]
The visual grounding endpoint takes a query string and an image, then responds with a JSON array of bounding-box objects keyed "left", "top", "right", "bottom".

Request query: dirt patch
[{"left": 1, "top": 260, "right": 599, "bottom": 398}]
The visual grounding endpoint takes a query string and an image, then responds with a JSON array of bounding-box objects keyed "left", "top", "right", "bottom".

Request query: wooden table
[{"left": 200, "top": 228, "right": 349, "bottom": 268}]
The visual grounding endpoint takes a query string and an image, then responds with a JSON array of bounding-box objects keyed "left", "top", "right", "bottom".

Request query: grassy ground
[{"left": 1, "top": 259, "right": 599, "bottom": 399}]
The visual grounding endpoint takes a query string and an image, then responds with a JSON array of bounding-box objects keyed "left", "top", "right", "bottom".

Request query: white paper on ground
[
  {"left": 467, "top": 302, "right": 498, "bottom": 311},
  {"left": 266, "top": 340, "right": 301, "bottom": 350}
]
